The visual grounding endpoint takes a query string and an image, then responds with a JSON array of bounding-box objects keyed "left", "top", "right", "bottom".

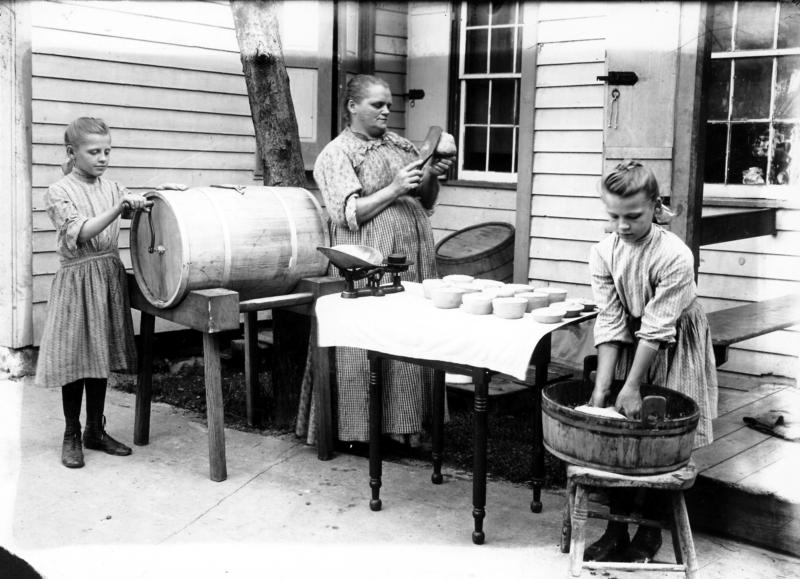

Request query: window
[
  {"left": 704, "top": 1, "right": 800, "bottom": 196},
  {"left": 455, "top": 1, "right": 523, "bottom": 183}
]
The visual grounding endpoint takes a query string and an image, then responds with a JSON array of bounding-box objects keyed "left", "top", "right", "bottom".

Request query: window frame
[
  {"left": 451, "top": 0, "right": 524, "bottom": 184},
  {"left": 704, "top": 1, "right": 800, "bottom": 200}
]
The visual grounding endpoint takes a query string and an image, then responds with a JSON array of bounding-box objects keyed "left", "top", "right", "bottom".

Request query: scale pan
[{"left": 317, "top": 245, "right": 384, "bottom": 269}]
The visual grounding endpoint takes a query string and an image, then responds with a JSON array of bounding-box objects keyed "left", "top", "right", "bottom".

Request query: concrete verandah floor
[{"left": 2, "top": 375, "right": 799, "bottom": 579}]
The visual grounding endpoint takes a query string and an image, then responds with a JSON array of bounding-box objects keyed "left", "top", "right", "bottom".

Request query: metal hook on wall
[{"left": 608, "top": 88, "right": 620, "bottom": 129}]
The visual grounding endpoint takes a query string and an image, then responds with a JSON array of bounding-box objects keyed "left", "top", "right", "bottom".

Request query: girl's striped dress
[
  {"left": 35, "top": 171, "right": 137, "bottom": 388},
  {"left": 590, "top": 225, "right": 718, "bottom": 447}
]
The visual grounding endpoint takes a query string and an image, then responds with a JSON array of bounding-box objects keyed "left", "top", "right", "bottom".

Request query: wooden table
[{"left": 314, "top": 286, "right": 597, "bottom": 544}]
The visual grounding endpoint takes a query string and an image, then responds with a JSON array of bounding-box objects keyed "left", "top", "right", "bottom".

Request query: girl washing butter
[{"left": 585, "top": 160, "right": 717, "bottom": 562}]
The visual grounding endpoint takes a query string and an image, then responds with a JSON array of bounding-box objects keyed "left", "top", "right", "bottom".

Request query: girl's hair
[
  {"left": 600, "top": 159, "right": 676, "bottom": 224},
  {"left": 344, "top": 74, "right": 391, "bottom": 122},
  {"left": 61, "top": 117, "right": 110, "bottom": 174}
]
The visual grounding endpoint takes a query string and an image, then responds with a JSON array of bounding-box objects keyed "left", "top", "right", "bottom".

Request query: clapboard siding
[
  {"left": 29, "top": 0, "right": 255, "bottom": 344},
  {"left": 524, "top": 3, "right": 798, "bottom": 377}
]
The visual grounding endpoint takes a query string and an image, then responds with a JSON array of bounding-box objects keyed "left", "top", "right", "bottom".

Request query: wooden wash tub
[{"left": 542, "top": 380, "right": 699, "bottom": 475}]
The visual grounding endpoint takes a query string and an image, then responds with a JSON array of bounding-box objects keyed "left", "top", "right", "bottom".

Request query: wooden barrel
[
  {"left": 130, "top": 185, "right": 329, "bottom": 309},
  {"left": 435, "top": 222, "right": 514, "bottom": 282},
  {"left": 542, "top": 380, "right": 699, "bottom": 475}
]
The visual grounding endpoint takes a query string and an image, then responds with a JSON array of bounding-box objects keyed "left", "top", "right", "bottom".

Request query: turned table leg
[
  {"left": 431, "top": 369, "right": 445, "bottom": 484},
  {"left": 472, "top": 368, "right": 490, "bottom": 545},
  {"left": 368, "top": 352, "right": 383, "bottom": 511},
  {"left": 530, "top": 333, "right": 551, "bottom": 513}
]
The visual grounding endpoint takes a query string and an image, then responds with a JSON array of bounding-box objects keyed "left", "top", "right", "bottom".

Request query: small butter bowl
[
  {"left": 540, "top": 287, "right": 568, "bottom": 304},
  {"left": 422, "top": 278, "right": 449, "bottom": 299},
  {"left": 516, "top": 291, "right": 550, "bottom": 313},
  {"left": 560, "top": 302, "right": 585, "bottom": 318},
  {"left": 492, "top": 297, "right": 527, "bottom": 320},
  {"left": 461, "top": 292, "right": 493, "bottom": 315},
  {"left": 443, "top": 274, "right": 474, "bottom": 285},
  {"left": 495, "top": 284, "right": 518, "bottom": 298},
  {"left": 431, "top": 286, "right": 465, "bottom": 309},
  {"left": 532, "top": 306, "right": 564, "bottom": 324},
  {"left": 472, "top": 279, "right": 505, "bottom": 290},
  {"left": 573, "top": 297, "right": 598, "bottom": 311}
]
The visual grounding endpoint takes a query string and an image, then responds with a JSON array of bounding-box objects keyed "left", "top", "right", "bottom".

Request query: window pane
[
  {"left": 467, "top": 2, "right": 489, "bottom": 26},
  {"left": 711, "top": 2, "right": 733, "bottom": 51},
  {"left": 491, "top": 1, "right": 514, "bottom": 25},
  {"left": 491, "top": 79, "right": 516, "bottom": 124},
  {"left": 465, "top": 29, "right": 488, "bottom": 74},
  {"left": 465, "top": 80, "right": 490, "bottom": 124},
  {"left": 464, "top": 126, "right": 488, "bottom": 170},
  {"left": 771, "top": 123, "right": 797, "bottom": 184},
  {"left": 731, "top": 57, "right": 772, "bottom": 119},
  {"left": 728, "top": 122, "right": 770, "bottom": 184},
  {"left": 778, "top": 2, "right": 800, "bottom": 48},
  {"left": 735, "top": 2, "right": 776, "bottom": 50},
  {"left": 513, "top": 126, "right": 519, "bottom": 172},
  {"left": 775, "top": 55, "right": 800, "bottom": 119},
  {"left": 490, "top": 26, "right": 514, "bottom": 73},
  {"left": 707, "top": 59, "right": 731, "bottom": 120},
  {"left": 515, "top": 24, "right": 522, "bottom": 73},
  {"left": 489, "top": 127, "right": 514, "bottom": 172},
  {"left": 705, "top": 123, "right": 728, "bottom": 183}
]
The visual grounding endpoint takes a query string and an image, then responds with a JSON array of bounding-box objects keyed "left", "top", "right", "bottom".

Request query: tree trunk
[
  {"left": 230, "top": 0, "right": 310, "bottom": 430},
  {"left": 230, "top": 0, "right": 305, "bottom": 187}
]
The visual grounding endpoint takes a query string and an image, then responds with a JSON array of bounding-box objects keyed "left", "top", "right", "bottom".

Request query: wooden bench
[{"left": 707, "top": 294, "right": 800, "bottom": 367}]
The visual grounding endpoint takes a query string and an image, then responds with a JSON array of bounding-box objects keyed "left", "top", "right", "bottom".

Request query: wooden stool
[{"left": 561, "top": 462, "right": 699, "bottom": 578}]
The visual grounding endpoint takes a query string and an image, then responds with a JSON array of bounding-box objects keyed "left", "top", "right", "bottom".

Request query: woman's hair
[
  {"left": 600, "top": 159, "right": 676, "bottom": 224},
  {"left": 344, "top": 74, "right": 390, "bottom": 122},
  {"left": 61, "top": 117, "right": 110, "bottom": 174}
]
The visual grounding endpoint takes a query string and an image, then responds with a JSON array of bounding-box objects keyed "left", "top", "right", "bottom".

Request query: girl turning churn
[{"left": 37, "top": 117, "right": 151, "bottom": 468}]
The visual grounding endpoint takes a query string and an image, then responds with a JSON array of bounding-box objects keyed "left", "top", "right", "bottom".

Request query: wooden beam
[
  {"left": 513, "top": 1, "right": 539, "bottom": 284},
  {"left": 671, "top": 2, "right": 710, "bottom": 276},
  {"left": 128, "top": 273, "right": 239, "bottom": 333},
  {"left": 707, "top": 294, "right": 800, "bottom": 348}
]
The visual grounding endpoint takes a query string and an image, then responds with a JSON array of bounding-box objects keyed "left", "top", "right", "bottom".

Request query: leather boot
[
  {"left": 622, "top": 525, "right": 663, "bottom": 563},
  {"left": 61, "top": 430, "right": 84, "bottom": 468},
  {"left": 83, "top": 417, "right": 132, "bottom": 456},
  {"left": 584, "top": 522, "right": 629, "bottom": 561}
]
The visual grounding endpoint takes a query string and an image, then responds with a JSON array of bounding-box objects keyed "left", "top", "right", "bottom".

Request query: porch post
[
  {"left": 671, "top": 2, "right": 710, "bottom": 278},
  {"left": 0, "top": 0, "right": 33, "bottom": 350}
]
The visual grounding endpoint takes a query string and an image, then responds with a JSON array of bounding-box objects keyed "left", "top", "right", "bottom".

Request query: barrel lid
[
  {"left": 130, "top": 192, "right": 187, "bottom": 308},
  {"left": 435, "top": 222, "right": 514, "bottom": 259}
]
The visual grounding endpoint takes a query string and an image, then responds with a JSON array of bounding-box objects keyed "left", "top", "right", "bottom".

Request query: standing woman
[
  {"left": 311, "top": 74, "right": 455, "bottom": 445},
  {"left": 586, "top": 160, "right": 718, "bottom": 562}
]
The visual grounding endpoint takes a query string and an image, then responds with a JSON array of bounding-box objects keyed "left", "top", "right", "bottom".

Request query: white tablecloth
[{"left": 315, "top": 282, "right": 596, "bottom": 381}]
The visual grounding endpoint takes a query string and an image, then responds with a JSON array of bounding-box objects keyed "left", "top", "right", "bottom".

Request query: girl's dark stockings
[
  {"left": 61, "top": 380, "right": 84, "bottom": 434},
  {"left": 84, "top": 378, "right": 107, "bottom": 428}
]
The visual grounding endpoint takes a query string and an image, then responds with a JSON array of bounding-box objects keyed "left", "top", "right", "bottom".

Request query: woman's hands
[
  {"left": 427, "top": 156, "right": 454, "bottom": 178},
  {"left": 391, "top": 159, "right": 425, "bottom": 196}
]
